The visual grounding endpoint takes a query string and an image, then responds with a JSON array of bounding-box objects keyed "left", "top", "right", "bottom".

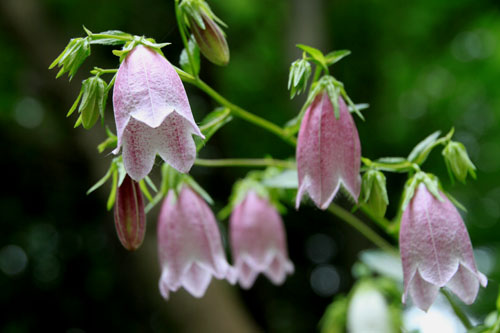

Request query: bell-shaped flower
[
  {"left": 113, "top": 45, "right": 204, "bottom": 181},
  {"left": 157, "top": 186, "right": 231, "bottom": 299},
  {"left": 229, "top": 191, "right": 294, "bottom": 288},
  {"left": 400, "top": 183, "right": 487, "bottom": 311},
  {"left": 296, "top": 92, "right": 361, "bottom": 209},
  {"left": 114, "top": 174, "right": 146, "bottom": 251}
]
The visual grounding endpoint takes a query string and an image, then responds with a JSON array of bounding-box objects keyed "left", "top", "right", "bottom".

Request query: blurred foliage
[{"left": 0, "top": 0, "right": 499, "bottom": 331}]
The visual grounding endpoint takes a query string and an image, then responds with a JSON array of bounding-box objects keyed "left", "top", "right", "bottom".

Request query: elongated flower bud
[
  {"left": 400, "top": 183, "right": 487, "bottom": 311},
  {"left": 188, "top": 12, "right": 229, "bottom": 66},
  {"left": 114, "top": 174, "right": 146, "bottom": 251},
  {"left": 442, "top": 141, "right": 476, "bottom": 183},
  {"left": 157, "top": 186, "right": 232, "bottom": 299},
  {"left": 113, "top": 45, "right": 204, "bottom": 181},
  {"left": 229, "top": 191, "right": 294, "bottom": 288},
  {"left": 296, "top": 92, "right": 361, "bottom": 209}
]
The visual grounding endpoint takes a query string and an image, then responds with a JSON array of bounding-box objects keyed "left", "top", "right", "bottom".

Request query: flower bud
[
  {"left": 114, "top": 174, "right": 146, "bottom": 251},
  {"left": 49, "top": 37, "right": 91, "bottom": 80},
  {"left": 79, "top": 76, "right": 107, "bottom": 129},
  {"left": 442, "top": 141, "right": 476, "bottom": 183},
  {"left": 181, "top": 0, "right": 230, "bottom": 66},
  {"left": 288, "top": 59, "right": 312, "bottom": 98},
  {"left": 361, "top": 170, "right": 389, "bottom": 218}
]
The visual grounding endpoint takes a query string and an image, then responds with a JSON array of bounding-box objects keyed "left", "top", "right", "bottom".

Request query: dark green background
[{"left": 0, "top": 0, "right": 499, "bottom": 331}]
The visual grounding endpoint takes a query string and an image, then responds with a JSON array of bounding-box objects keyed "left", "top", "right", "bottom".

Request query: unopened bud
[
  {"left": 361, "top": 170, "right": 389, "bottom": 218},
  {"left": 442, "top": 141, "right": 476, "bottom": 183},
  {"left": 288, "top": 59, "right": 312, "bottom": 99},
  {"left": 181, "top": 0, "right": 229, "bottom": 66},
  {"left": 79, "top": 76, "right": 107, "bottom": 129},
  {"left": 114, "top": 174, "right": 146, "bottom": 251}
]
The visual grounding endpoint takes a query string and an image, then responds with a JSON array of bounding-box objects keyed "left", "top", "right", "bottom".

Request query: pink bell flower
[
  {"left": 157, "top": 186, "right": 231, "bottom": 299},
  {"left": 113, "top": 45, "right": 204, "bottom": 181},
  {"left": 229, "top": 191, "right": 294, "bottom": 289},
  {"left": 400, "top": 183, "right": 487, "bottom": 311},
  {"left": 114, "top": 174, "right": 146, "bottom": 251},
  {"left": 296, "top": 92, "right": 361, "bottom": 209}
]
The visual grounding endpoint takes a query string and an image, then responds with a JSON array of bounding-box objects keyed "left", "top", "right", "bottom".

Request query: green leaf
[
  {"left": 88, "top": 30, "right": 132, "bottom": 45},
  {"left": 296, "top": 44, "right": 327, "bottom": 70},
  {"left": 195, "top": 107, "right": 232, "bottom": 151},
  {"left": 407, "top": 130, "right": 441, "bottom": 163},
  {"left": 262, "top": 169, "right": 298, "bottom": 189},
  {"left": 183, "top": 176, "right": 214, "bottom": 205},
  {"left": 325, "top": 49, "right": 351, "bottom": 65},
  {"left": 180, "top": 35, "right": 201, "bottom": 76}
]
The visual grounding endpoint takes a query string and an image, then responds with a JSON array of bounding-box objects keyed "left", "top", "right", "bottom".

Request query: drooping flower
[
  {"left": 229, "top": 191, "right": 294, "bottom": 289},
  {"left": 157, "top": 186, "right": 231, "bottom": 299},
  {"left": 400, "top": 183, "right": 487, "bottom": 311},
  {"left": 113, "top": 45, "right": 204, "bottom": 181},
  {"left": 296, "top": 92, "right": 361, "bottom": 209},
  {"left": 114, "top": 174, "right": 146, "bottom": 251}
]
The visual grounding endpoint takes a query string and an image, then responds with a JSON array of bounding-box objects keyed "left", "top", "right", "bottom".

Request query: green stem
[
  {"left": 327, "top": 204, "right": 398, "bottom": 255},
  {"left": 195, "top": 158, "right": 295, "bottom": 169},
  {"left": 175, "top": 67, "right": 297, "bottom": 146},
  {"left": 441, "top": 289, "right": 473, "bottom": 330},
  {"left": 358, "top": 204, "right": 396, "bottom": 237},
  {"left": 174, "top": 0, "right": 198, "bottom": 79}
]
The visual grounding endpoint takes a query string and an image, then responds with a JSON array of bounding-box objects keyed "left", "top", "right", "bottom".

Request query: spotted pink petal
[
  {"left": 230, "top": 191, "right": 294, "bottom": 289},
  {"left": 296, "top": 92, "right": 361, "bottom": 210},
  {"left": 113, "top": 45, "right": 203, "bottom": 180},
  {"left": 400, "top": 183, "right": 487, "bottom": 311},
  {"left": 157, "top": 186, "right": 231, "bottom": 299}
]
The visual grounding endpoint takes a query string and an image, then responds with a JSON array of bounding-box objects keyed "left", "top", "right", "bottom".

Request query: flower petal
[
  {"left": 121, "top": 118, "right": 156, "bottom": 181},
  {"left": 155, "top": 112, "right": 197, "bottom": 174},
  {"left": 409, "top": 270, "right": 440, "bottom": 312},
  {"left": 446, "top": 264, "right": 481, "bottom": 305},
  {"left": 181, "top": 263, "right": 213, "bottom": 298}
]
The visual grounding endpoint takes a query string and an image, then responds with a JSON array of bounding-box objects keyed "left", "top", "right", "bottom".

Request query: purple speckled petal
[
  {"left": 157, "top": 187, "right": 231, "bottom": 299},
  {"left": 121, "top": 118, "right": 156, "bottom": 181},
  {"left": 296, "top": 92, "right": 361, "bottom": 210},
  {"left": 113, "top": 45, "right": 203, "bottom": 179},
  {"left": 155, "top": 112, "right": 197, "bottom": 174},
  {"left": 230, "top": 191, "right": 294, "bottom": 289}
]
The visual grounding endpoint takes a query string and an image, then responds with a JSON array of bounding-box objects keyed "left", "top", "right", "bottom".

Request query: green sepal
[
  {"left": 401, "top": 172, "right": 443, "bottom": 211},
  {"left": 180, "top": 35, "right": 201, "bottom": 76},
  {"left": 107, "top": 169, "right": 118, "bottom": 211},
  {"left": 50, "top": 37, "right": 91, "bottom": 81},
  {"left": 407, "top": 130, "right": 441, "bottom": 163}
]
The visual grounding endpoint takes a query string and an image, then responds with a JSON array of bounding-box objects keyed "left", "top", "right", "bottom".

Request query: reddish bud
[
  {"left": 189, "top": 13, "right": 230, "bottom": 66},
  {"left": 114, "top": 175, "right": 146, "bottom": 251}
]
